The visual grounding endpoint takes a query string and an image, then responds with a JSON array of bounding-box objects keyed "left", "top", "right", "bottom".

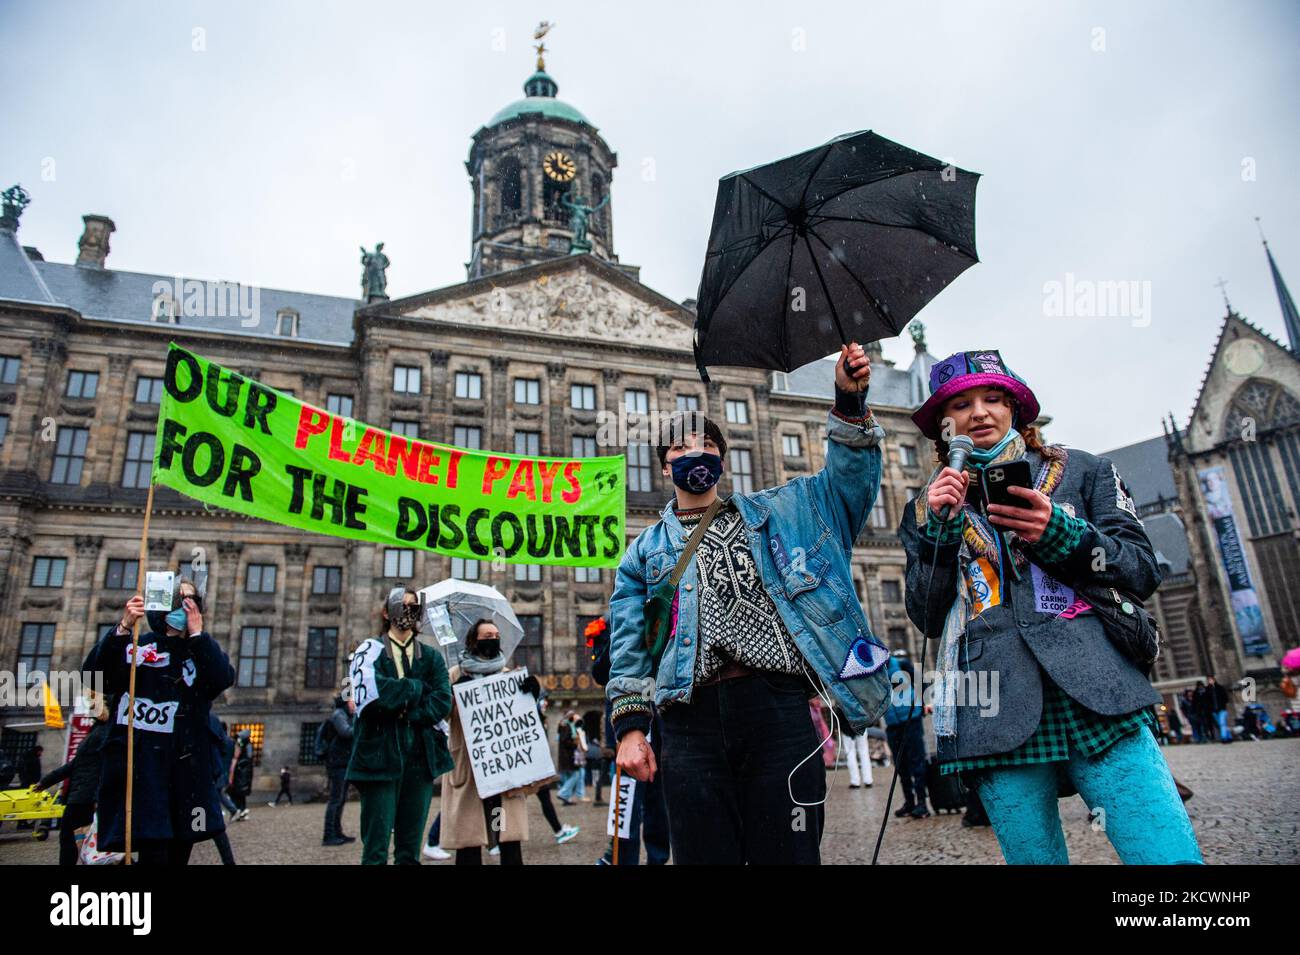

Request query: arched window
[
  {"left": 151, "top": 293, "right": 177, "bottom": 324},
  {"left": 498, "top": 158, "right": 522, "bottom": 217},
  {"left": 591, "top": 174, "right": 605, "bottom": 235},
  {"left": 1222, "top": 377, "right": 1300, "bottom": 440},
  {"left": 276, "top": 309, "right": 299, "bottom": 337},
  {"left": 543, "top": 178, "right": 568, "bottom": 223}
]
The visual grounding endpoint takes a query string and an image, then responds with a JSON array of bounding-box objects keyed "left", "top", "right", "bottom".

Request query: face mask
[
  {"left": 476, "top": 639, "right": 500, "bottom": 658},
  {"left": 394, "top": 606, "right": 421, "bottom": 632},
  {"left": 670, "top": 452, "right": 723, "bottom": 494},
  {"left": 165, "top": 608, "right": 188, "bottom": 632}
]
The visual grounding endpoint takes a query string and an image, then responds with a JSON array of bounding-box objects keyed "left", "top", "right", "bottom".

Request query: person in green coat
[{"left": 346, "top": 586, "right": 454, "bottom": 865}]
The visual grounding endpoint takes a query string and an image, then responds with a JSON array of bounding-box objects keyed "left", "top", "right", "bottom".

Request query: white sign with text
[{"left": 453, "top": 669, "right": 555, "bottom": 798}]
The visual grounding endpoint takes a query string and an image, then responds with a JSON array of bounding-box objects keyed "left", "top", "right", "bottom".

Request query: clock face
[
  {"left": 543, "top": 150, "right": 577, "bottom": 182},
  {"left": 1224, "top": 338, "right": 1265, "bottom": 378}
]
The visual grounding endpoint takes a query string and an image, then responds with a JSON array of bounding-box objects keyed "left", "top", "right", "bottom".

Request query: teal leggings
[{"left": 973, "top": 728, "right": 1203, "bottom": 865}]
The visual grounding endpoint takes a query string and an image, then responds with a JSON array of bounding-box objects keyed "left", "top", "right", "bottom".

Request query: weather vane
[{"left": 534, "top": 20, "right": 554, "bottom": 71}]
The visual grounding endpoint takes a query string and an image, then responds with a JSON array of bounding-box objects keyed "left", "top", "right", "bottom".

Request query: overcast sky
[{"left": 3, "top": 0, "right": 1297, "bottom": 451}]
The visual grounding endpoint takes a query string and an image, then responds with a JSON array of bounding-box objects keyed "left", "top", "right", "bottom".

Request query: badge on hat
[
  {"left": 838, "top": 635, "right": 891, "bottom": 680},
  {"left": 970, "top": 350, "right": 1007, "bottom": 375}
]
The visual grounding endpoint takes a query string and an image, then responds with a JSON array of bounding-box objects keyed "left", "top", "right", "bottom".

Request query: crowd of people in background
[{"left": 5, "top": 549, "right": 1296, "bottom": 869}]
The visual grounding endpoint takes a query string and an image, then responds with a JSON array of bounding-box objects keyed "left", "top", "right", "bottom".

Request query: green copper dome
[{"left": 487, "top": 70, "right": 590, "bottom": 127}]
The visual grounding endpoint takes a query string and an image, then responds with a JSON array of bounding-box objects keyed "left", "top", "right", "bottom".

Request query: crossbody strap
[{"left": 668, "top": 497, "right": 723, "bottom": 588}]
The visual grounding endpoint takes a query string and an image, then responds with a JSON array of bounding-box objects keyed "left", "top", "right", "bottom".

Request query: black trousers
[
  {"left": 323, "top": 767, "right": 349, "bottom": 839},
  {"left": 659, "top": 672, "right": 826, "bottom": 865},
  {"left": 886, "top": 719, "right": 929, "bottom": 807},
  {"left": 136, "top": 839, "right": 194, "bottom": 865},
  {"left": 211, "top": 829, "right": 236, "bottom": 865},
  {"left": 535, "top": 785, "right": 562, "bottom": 834},
  {"left": 454, "top": 795, "right": 524, "bottom": 865},
  {"left": 58, "top": 802, "right": 96, "bottom": 867}
]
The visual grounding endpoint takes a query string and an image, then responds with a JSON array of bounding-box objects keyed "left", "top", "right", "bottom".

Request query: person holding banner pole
[
  {"left": 345, "top": 587, "right": 454, "bottom": 865},
  {"left": 590, "top": 618, "right": 668, "bottom": 865},
  {"left": 86, "top": 578, "right": 234, "bottom": 864},
  {"left": 440, "top": 619, "right": 531, "bottom": 865}
]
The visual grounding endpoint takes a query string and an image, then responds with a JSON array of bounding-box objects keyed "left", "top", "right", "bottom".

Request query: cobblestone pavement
[{"left": 3, "top": 738, "right": 1295, "bottom": 865}]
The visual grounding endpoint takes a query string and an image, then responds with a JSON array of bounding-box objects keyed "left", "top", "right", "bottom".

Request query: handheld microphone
[{"left": 938, "top": 435, "right": 975, "bottom": 521}]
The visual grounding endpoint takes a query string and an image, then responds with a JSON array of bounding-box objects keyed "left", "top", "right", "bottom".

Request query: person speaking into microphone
[{"left": 899, "top": 350, "right": 1201, "bottom": 864}]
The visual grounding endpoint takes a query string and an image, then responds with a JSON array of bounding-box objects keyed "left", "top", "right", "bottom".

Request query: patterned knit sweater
[
  {"left": 677, "top": 499, "right": 804, "bottom": 683},
  {"left": 610, "top": 499, "right": 804, "bottom": 739}
]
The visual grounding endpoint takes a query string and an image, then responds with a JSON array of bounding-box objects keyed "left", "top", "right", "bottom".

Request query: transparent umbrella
[{"left": 416, "top": 578, "right": 524, "bottom": 669}]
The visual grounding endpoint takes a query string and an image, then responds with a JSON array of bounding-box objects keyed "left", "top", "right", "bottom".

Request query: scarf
[
  {"left": 460, "top": 651, "right": 507, "bottom": 676},
  {"left": 966, "top": 427, "right": 1020, "bottom": 466},
  {"left": 913, "top": 430, "right": 1069, "bottom": 740}
]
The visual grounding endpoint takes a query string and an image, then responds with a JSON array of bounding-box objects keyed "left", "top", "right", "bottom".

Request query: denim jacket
[{"left": 606, "top": 407, "right": 892, "bottom": 735}]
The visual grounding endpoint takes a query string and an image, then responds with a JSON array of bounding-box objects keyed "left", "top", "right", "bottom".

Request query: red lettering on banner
[
  {"left": 295, "top": 407, "right": 329, "bottom": 449},
  {"left": 387, "top": 436, "right": 422, "bottom": 481},
  {"left": 561, "top": 462, "right": 582, "bottom": 503},
  {"left": 353, "top": 428, "right": 395, "bottom": 476},
  {"left": 415, "top": 444, "right": 441, "bottom": 485},
  {"left": 482, "top": 457, "right": 511, "bottom": 494},
  {"left": 328, "top": 416, "right": 352, "bottom": 462},
  {"left": 506, "top": 460, "right": 537, "bottom": 501},
  {"left": 536, "top": 462, "right": 561, "bottom": 502},
  {"left": 446, "top": 450, "right": 463, "bottom": 489}
]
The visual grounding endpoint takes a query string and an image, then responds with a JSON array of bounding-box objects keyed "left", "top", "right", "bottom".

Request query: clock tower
[{"left": 466, "top": 30, "right": 620, "bottom": 279}]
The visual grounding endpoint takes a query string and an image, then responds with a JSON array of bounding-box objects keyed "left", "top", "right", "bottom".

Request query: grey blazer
[{"left": 899, "top": 447, "right": 1162, "bottom": 764}]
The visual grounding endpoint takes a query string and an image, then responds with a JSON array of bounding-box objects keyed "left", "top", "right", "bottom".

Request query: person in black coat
[
  {"left": 84, "top": 580, "right": 234, "bottom": 864},
  {"left": 321, "top": 695, "right": 356, "bottom": 846},
  {"left": 206, "top": 715, "right": 237, "bottom": 864},
  {"left": 230, "top": 729, "right": 254, "bottom": 815},
  {"left": 35, "top": 705, "right": 111, "bottom": 866},
  {"left": 18, "top": 746, "right": 43, "bottom": 787},
  {"left": 1206, "top": 676, "right": 1232, "bottom": 742},
  {"left": 1193, "top": 682, "right": 1213, "bottom": 743}
]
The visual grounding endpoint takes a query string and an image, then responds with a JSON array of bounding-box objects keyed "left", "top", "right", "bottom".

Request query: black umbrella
[{"left": 693, "top": 130, "right": 980, "bottom": 381}]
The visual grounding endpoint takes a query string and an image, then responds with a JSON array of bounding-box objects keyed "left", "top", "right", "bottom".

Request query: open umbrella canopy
[
  {"left": 693, "top": 129, "right": 980, "bottom": 380},
  {"left": 417, "top": 578, "right": 524, "bottom": 669}
]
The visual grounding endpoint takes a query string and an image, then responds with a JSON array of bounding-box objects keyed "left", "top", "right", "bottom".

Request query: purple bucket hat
[{"left": 911, "top": 349, "right": 1040, "bottom": 440}]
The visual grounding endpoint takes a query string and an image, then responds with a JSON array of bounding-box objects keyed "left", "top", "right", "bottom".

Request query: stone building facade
[
  {"left": 1166, "top": 309, "right": 1300, "bottom": 708},
  {"left": 1102, "top": 263, "right": 1300, "bottom": 728}
]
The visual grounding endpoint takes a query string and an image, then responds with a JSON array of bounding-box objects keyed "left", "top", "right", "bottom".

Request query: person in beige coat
[{"left": 440, "top": 619, "right": 531, "bottom": 865}]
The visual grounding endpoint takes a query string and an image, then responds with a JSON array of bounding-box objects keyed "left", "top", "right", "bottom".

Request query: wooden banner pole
[{"left": 124, "top": 479, "right": 156, "bottom": 865}]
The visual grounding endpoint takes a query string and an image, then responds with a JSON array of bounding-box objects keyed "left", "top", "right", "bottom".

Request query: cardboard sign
[
  {"left": 452, "top": 668, "right": 555, "bottom": 798},
  {"left": 607, "top": 766, "right": 637, "bottom": 839}
]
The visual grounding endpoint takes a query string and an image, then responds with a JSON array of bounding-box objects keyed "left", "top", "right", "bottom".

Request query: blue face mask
[
  {"left": 670, "top": 452, "right": 723, "bottom": 494},
  {"left": 165, "top": 608, "right": 188, "bottom": 632}
]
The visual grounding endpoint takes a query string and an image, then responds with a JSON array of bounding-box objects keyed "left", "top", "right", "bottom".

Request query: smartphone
[{"left": 981, "top": 459, "right": 1035, "bottom": 510}]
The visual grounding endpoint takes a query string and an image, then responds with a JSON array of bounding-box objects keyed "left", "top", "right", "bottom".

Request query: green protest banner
[{"left": 152, "top": 343, "right": 626, "bottom": 567}]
